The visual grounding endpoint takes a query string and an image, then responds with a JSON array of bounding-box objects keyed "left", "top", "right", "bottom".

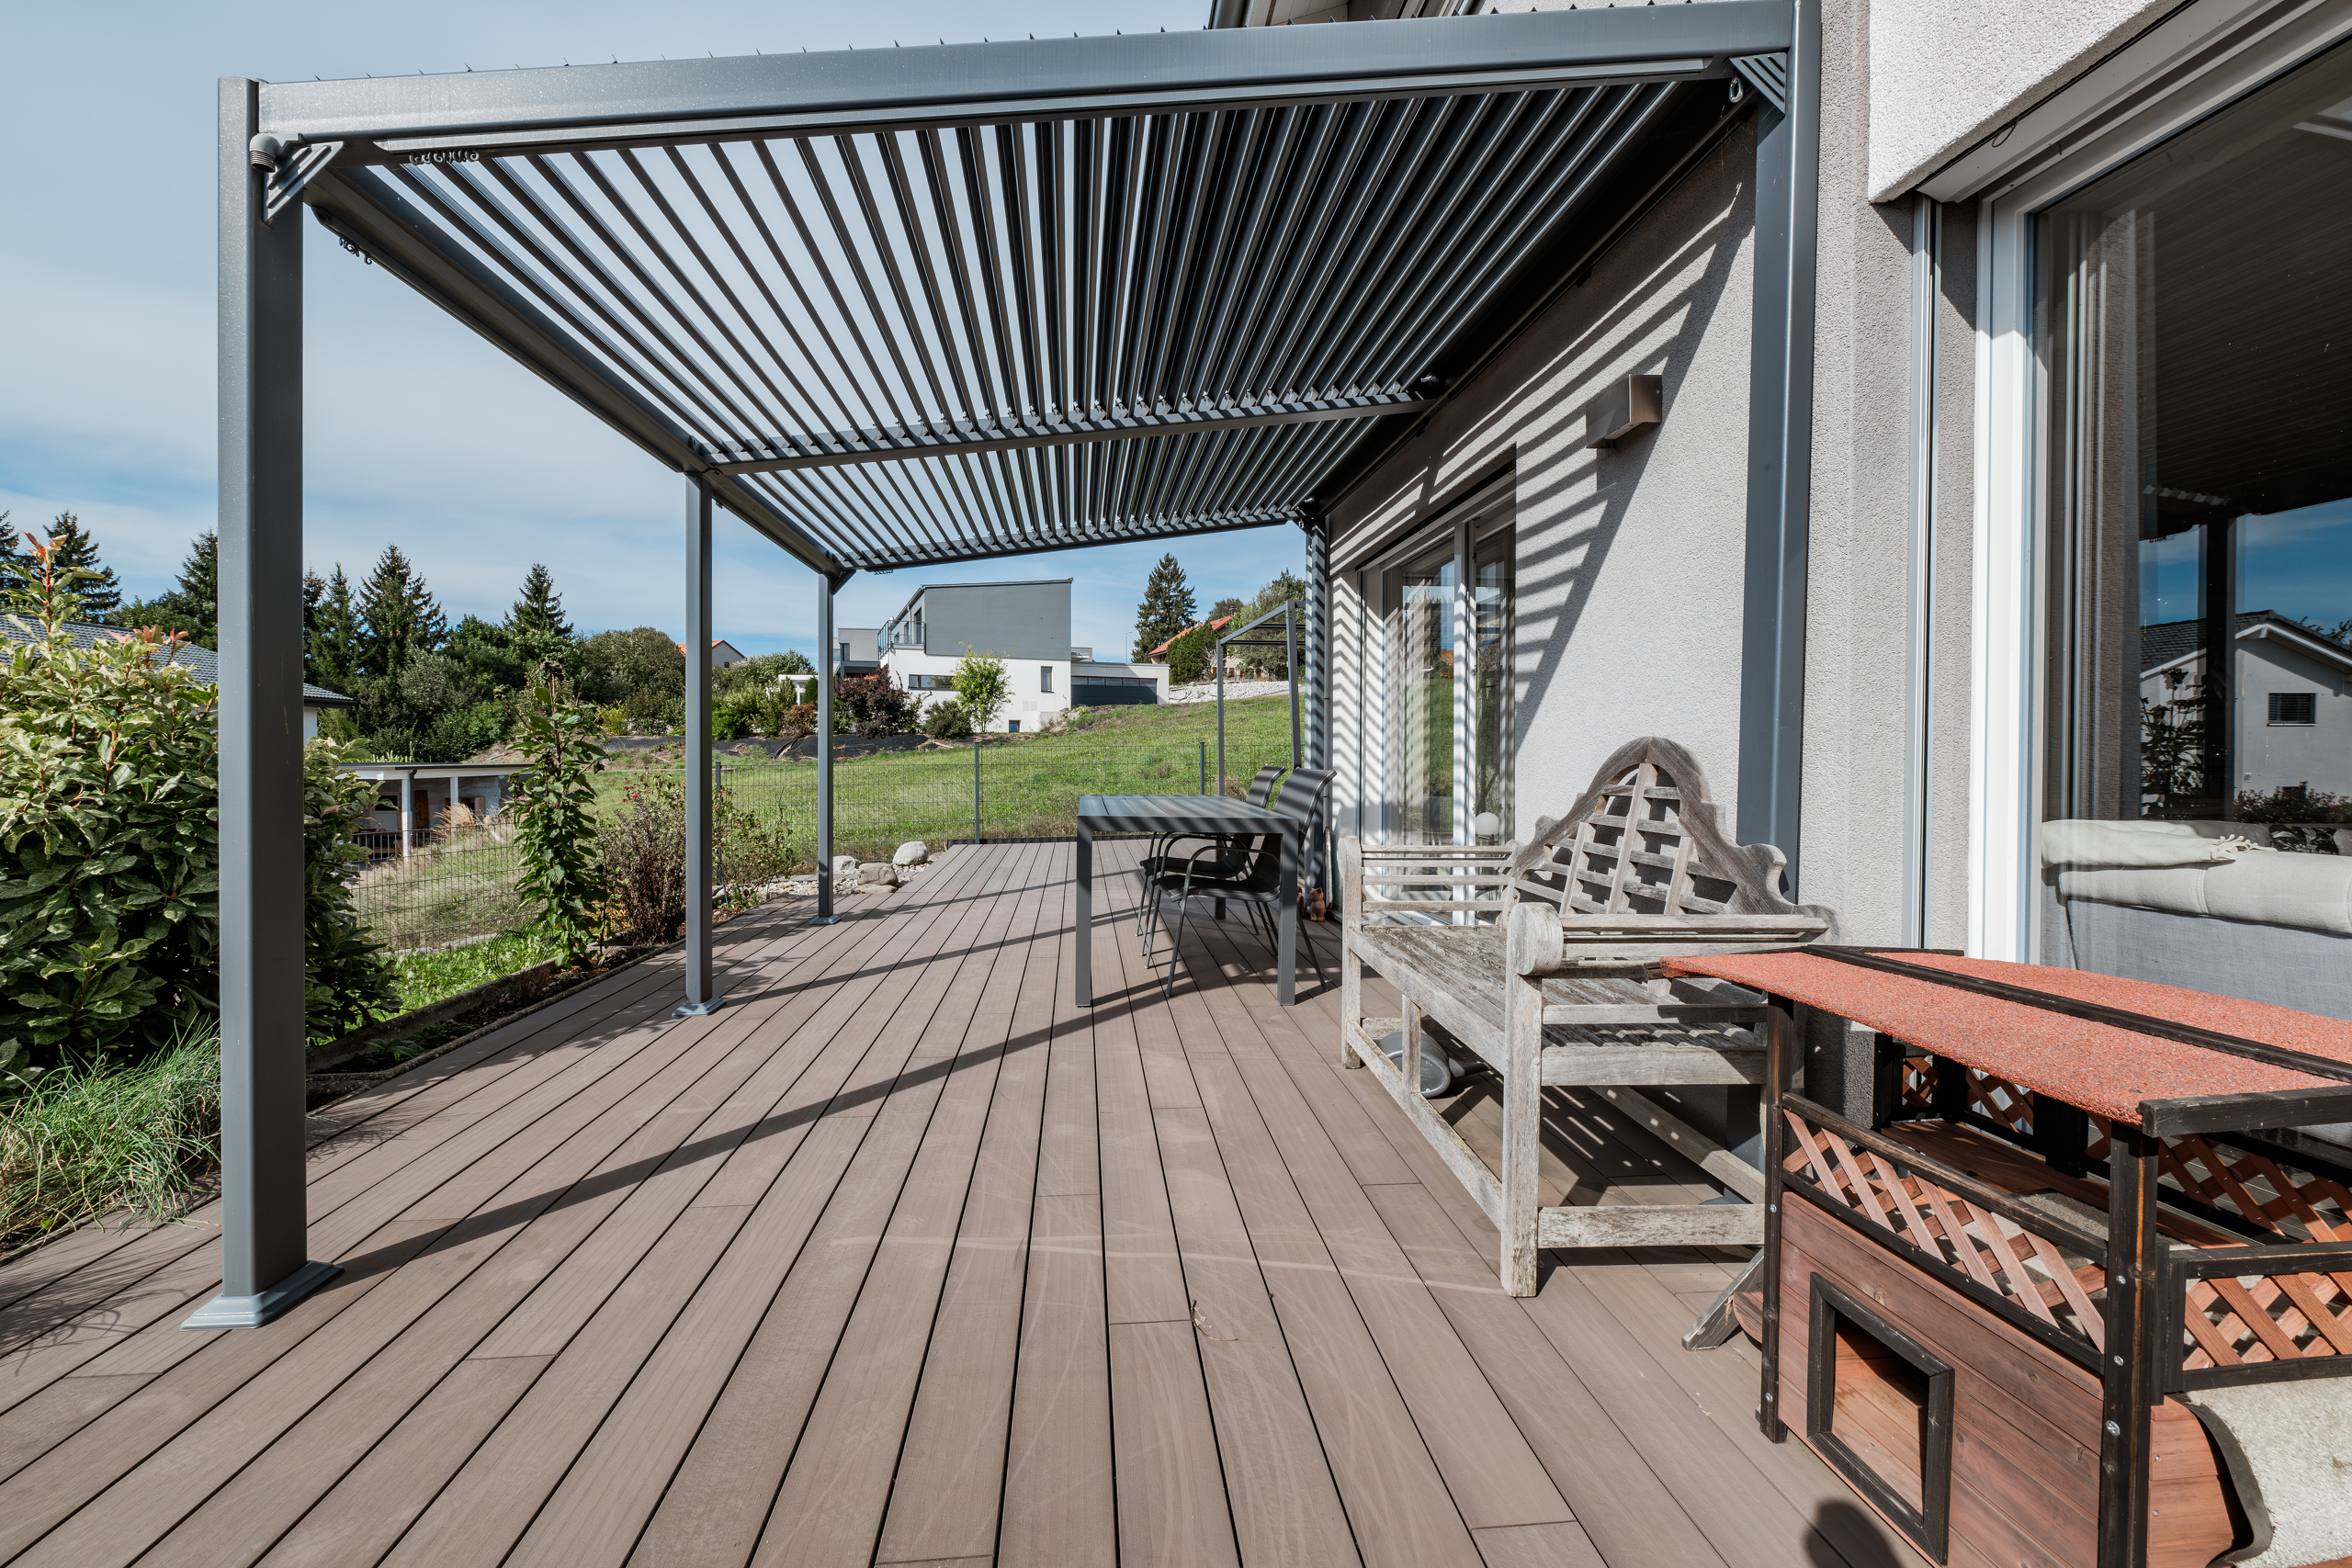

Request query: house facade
[
  {"left": 1250, "top": 0, "right": 2352, "bottom": 1030},
  {"left": 877, "top": 578, "right": 1170, "bottom": 730}
]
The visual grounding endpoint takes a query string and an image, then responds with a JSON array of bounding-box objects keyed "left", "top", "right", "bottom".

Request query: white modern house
[
  {"left": 877, "top": 578, "right": 1170, "bottom": 731},
  {"left": 2141, "top": 612, "right": 2352, "bottom": 803}
]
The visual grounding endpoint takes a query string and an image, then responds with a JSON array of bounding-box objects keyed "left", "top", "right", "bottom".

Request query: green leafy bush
[
  {"left": 597, "top": 773, "right": 796, "bottom": 942},
  {"left": 0, "top": 1027, "right": 220, "bottom": 1249},
  {"left": 302, "top": 739, "right": 401, "bottom": 1042},
  {"left": 919, "top": 697, "right": 972, "bottom": 739},
  {"left": 508, "top": 670, "right": 609, "bottom": 966},
  {"left": 0, "top": 542, "right": 219, "bottom": 1074},
  {"left": 711, "top": 700, "right": 754, "bottom": 741}
]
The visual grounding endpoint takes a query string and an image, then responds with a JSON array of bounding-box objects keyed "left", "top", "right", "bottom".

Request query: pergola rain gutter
[{"left": 207, "top": 2, "right": 1811, "bottom": 1325}]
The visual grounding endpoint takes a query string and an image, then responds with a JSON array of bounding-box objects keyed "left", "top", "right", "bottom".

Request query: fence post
[
  {"left": 1199, "top": 739, "right": 1206, "bottom": 795},
  {"left": 973, "top": 739, "right": 982, "bottom": 845}
]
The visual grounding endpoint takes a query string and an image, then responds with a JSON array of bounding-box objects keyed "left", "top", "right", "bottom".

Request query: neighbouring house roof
[
  {"left": 2, "top": 615, "right": 355, "bottom": 706},
  {"left": 1148, "top": 615, "right": 1235, "bottom": 660},
  {"left": 2141, "top": 610, "right": 2352, "bottom": 678}
]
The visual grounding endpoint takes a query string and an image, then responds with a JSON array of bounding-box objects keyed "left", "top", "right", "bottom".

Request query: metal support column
[
  {"left": 1736, "top": 0, "right": 1822, "bottom": 891},
  {"left": 187, "top": 77, "right": 339, "bottom": 1330},
  {"left": 676, "top": 477, "right": 719, "bottom": 1016},
  {"left": 813, "top": 576, "right": 838, "bottom": 924},
  {"left": 1303, "top": 513, "right": 1331, "bottom": 894}
]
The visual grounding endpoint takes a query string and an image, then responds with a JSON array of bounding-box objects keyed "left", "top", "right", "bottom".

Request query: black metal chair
[
  {"left": 1144, "top": 766, "right": 1333, "bottom": 996},
  {"left": 1132, "top": 762, "right": 1285, "bottom": 937}
]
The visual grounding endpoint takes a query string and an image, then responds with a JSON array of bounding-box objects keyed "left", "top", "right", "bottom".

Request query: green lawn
[
  {"left": 601, "top": 694, "right": 1309, "bottom": 867},
  {"left": 390, "top": 929, "right": 563, "bottom": 1012}
]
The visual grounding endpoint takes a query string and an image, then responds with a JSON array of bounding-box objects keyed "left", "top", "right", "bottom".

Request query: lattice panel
[
  {"left": 1782, "top": 1111, "right": 2107, "bottom": 1350},
  {"left": 2183, "top": 1268, "right": 2352, "bottom": 1369},
  {"left": 2156, "top": 1137, "right": 2352, "bottom": 1245},
  {"left": 1520, "top": 760, "right": 1736, "bottom": 919},
  {"left": 1896, "top": 1060, "right": 2042, "bottom": 1144}
]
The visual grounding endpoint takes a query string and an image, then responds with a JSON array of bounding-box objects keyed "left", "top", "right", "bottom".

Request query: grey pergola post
[
  {"left": 1302, "top": 511, "right": 1331, "bottom": 892},
  {"left": 676, "top": 477, "right": 719, "bottom": 1015},
  {"left": 1736, "top": 0, "right": 1822, "bottom": 891},
  {"left": 812, "top": 576, "right": 838, "bottom": 925},
  {"left": 187, "top": 78, "right": 339, "bottom": 1330}
]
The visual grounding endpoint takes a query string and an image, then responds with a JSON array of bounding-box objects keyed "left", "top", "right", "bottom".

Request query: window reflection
[{"left": 2039, "top": 40, "right": 2352, "bottom": 1036}]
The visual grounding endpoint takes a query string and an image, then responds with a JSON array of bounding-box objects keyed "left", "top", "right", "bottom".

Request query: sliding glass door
[
  {"left": 2038, "top": 39, "right": 2352, "bottom": 1026},
  {"left": 1363, "top": 478, "right": 1515, "bottom": 852}
]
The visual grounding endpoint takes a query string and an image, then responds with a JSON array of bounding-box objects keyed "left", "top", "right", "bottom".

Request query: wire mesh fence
[
  {"left": 716, "top": 736, "right": 1304, "bottom": 867},
  {"left": 348, "top": 733, "right": 1308, "bottom": 949},
  {"left": 349, "top": 822, "right": 527, "bottom": 952}
]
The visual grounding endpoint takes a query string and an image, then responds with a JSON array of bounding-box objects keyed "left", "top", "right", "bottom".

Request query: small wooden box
[{"left": 1779, "top": 1199, "right": 2237, "bottom": 1568}]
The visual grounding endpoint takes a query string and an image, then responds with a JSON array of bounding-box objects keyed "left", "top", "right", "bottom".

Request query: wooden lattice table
[{"left": 1666, "top": 947, "right": 2352, "bottom": 1568}]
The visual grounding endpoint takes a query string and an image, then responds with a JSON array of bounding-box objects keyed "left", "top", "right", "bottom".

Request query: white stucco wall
[
  {"left": 883, "top": 649, "right": 1070, "bottom": 732},
  {"left": 1865, "top": 0, "right": 2175, "bottom": 200},
  {"left": 1329, "top": 126, "right": 1761, "bottom": 847}
]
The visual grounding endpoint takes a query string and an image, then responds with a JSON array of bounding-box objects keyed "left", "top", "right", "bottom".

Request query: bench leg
[
  {"left": 1339, "top": 938, "right": 1363, "bottom": 1067},
  {"left": 1500, "top": 972, "right": 1542, "bottom": 1296}
]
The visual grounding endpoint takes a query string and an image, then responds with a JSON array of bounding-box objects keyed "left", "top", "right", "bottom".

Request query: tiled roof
[{"left": 0, "top": 615, "right": 354, "bottom": 705}]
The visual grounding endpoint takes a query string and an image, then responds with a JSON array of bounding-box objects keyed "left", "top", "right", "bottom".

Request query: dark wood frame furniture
[
  {"left": 1337, "top": 738, "right": 1836, "bottom": 1294},
  {"left": 1076, "top": 794, "right": 1308, "bottom": 1006},
  {"left": 1675, "top": 948, "right": 2352, "bottom": 1568}
]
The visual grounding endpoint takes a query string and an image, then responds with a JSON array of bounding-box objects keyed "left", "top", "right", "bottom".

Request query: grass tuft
[
  {"left": 0, "top": 1032, "right": 221, "bottom": 1253},
  {"left": 390, "top": 929, "right": 565, "bottom": 1014}
]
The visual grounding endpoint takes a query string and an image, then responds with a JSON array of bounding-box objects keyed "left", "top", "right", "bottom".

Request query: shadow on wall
[{"left": 1507, "top": 191, "right": 1749, "bottom": 735}]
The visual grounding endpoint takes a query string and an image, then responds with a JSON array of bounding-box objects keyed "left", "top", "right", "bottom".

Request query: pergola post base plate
[{"left": 180, "top": 1259, "right": 342, "bottom": 1330}]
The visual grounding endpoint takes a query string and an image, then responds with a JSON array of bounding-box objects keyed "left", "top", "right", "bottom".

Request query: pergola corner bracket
[{"left": 259, "top": 138, "right": 343, "bottom": 224}]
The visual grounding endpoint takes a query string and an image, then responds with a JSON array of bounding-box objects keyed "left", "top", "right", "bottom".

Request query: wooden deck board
[{"left": 0, "top": 841, "right": 1921, "bottom": 1568}]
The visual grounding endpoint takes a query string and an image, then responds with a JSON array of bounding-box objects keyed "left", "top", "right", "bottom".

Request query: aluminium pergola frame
[{"left": 205, "top": 3, "right": 1816, "bottom": 1325}]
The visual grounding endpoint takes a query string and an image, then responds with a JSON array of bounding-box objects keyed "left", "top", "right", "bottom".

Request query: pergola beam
[
  {"left": 254, "top": 7, "right": 1788, "bottom": 154},
  {"left": 703, "top": 393, "right": 1430, "bottom": 476}
]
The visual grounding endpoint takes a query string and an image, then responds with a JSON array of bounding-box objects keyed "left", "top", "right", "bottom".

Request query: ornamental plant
[
  {"left": 300, "top": 739, "right": 401, "bottom": 1042},
  {"left": 507, "top": 664, "right": 609, "bottom": 967},
  {"left": 0, "top": 537, "right": 219, "bottom": 1076},
  {"left": 949, "top": 649, "right": 1011, "bottom": 732}
]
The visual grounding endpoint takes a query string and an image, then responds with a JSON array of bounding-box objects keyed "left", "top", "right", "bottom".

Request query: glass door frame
[
  {"left": 1968, "top": 3, "right": 2352, "bottom": 960},
  {"left": 1359, "top": 472, "right": 1515, "bottom": 851}
]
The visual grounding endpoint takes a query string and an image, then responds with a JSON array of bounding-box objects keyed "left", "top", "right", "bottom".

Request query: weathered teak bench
[{"left": 1339, "top": 738, "right": 1837, "bottom": 1295}]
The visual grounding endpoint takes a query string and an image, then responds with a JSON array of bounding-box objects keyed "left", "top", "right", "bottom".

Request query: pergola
[{"left": 206, "top": 3, "right": 1817, "bottom": 1324}]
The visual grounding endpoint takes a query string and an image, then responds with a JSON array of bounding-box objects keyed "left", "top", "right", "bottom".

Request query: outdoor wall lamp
[{"left": 1587, "top": 373, "right": 1664, "bottom": 449}]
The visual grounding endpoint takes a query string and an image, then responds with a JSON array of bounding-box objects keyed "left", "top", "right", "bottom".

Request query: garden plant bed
[{"left": 305, "top": 943, "right": 661, "bottom": 1107}]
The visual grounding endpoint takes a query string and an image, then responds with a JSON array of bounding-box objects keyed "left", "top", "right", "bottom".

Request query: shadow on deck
[{"left": 0, "top": 840, "right": 1920, "bottom": 1568}]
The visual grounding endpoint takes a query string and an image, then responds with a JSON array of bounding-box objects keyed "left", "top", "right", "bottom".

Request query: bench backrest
[{"left": 1508, "top": 737, "right": 1836, "bottom": 935}]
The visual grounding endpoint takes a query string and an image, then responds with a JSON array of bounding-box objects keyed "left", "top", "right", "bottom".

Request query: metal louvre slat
[{"left": 295, "top": 15, "right": 1775, "bottom": 571}]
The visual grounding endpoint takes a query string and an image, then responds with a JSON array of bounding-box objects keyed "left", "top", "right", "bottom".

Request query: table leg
[
  {"left": 1075, "top": 825, "right": 1093, "bottom": 1008},
  {"left": 1276, "top": 827, "right": 1298, "bottom": 1006}
]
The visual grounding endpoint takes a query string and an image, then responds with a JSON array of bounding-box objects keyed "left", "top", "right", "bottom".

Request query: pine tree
[
  {"left": 507, "top": 562, "right": 574, "bottom": 640},
  {"left": 175, "top": 531, "right": 218, "bottom": 634},
  {"left": 356, "top": 546, "right": 446, "bottom": 680},
  {"left": 308, "top": 565, "right": 363, "bottom": 692},
  {"left": 1132, "top": 552, "right": 1197, "bottom": 661},
  {"left": 42, "top": 513, "right": 121, "bottom": 622}
]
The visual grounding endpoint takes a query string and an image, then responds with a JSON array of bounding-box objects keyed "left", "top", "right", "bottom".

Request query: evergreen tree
[
  {"left": 174, "top": 531, "right": 218, "bottom": 639},
  {"left": 42, "top": 513, "right": 121, "bottom": 623},
  {"left": 1132, "top": 552, "right": 1197, "bottom": 661},
  {"left": 356, "top": 546, "right": 447, "bottom": 680},
  {"left": 0, "top": 513, "right": 20, "bottom": 581},
  {"left": 507, "top": 562, "right": 573, "bottom": 640},
  {"left": 307, "top": 566, "right": 364, "bottom": 693},
  {"left": 1209, "top": 595, "right": 1247, "bottom": 623}
]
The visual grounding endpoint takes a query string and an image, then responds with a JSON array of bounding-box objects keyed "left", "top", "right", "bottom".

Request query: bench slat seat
[{"left": 1340, "top": 737, "right": 1838, "bottom": 1294}]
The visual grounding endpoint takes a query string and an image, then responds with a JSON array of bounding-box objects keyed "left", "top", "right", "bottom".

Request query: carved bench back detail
[{"left": 1508, "top": 736, "right": 1832, "bottom": 930}]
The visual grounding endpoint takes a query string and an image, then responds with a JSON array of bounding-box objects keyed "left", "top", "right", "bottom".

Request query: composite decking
[{"left": 0, "top": 840, "right": 1922, "bottom": 1568}]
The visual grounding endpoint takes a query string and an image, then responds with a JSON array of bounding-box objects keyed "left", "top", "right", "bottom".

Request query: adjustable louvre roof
[{"left": 275, "top": 6, "right": 1792, "bottom": 576}]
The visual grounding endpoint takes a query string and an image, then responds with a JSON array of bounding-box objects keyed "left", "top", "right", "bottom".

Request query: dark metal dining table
[{"left": 1075, "top": 794, "right": 1306, "bottom": 1007}]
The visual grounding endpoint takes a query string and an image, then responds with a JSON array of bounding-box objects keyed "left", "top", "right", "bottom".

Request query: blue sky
[{"left": 0, "top": 1, "right": 1302, "bottom": 662}]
